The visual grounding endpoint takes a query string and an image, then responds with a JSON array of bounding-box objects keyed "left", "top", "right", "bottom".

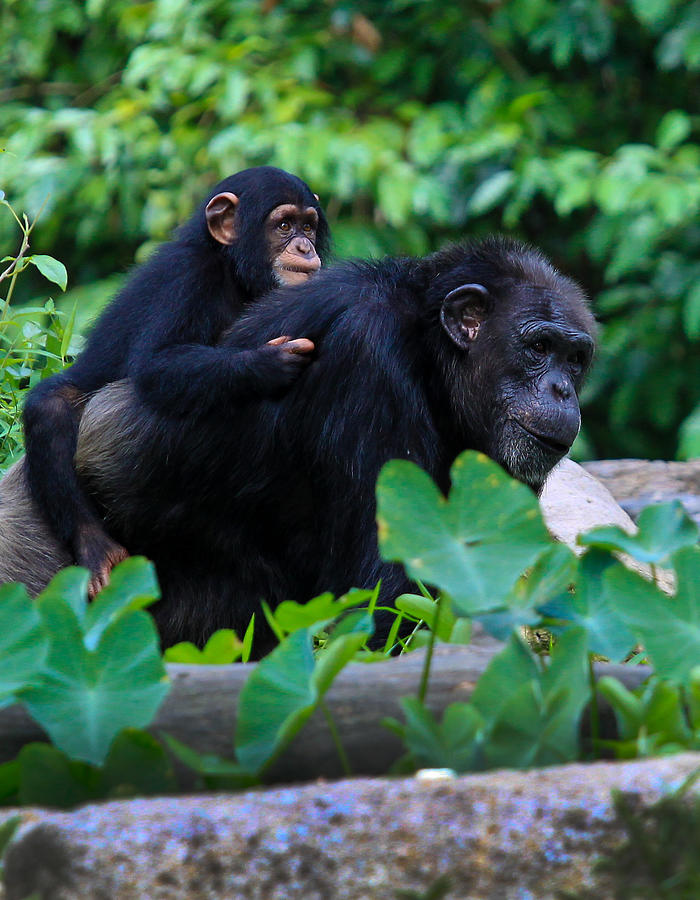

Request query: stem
[
  {"left": 0, "top": 215, "right": 31, "bottom": 325},
  {"left": 320, "top": 700, "right": 352, "bottom": 776},
  {"left": 415, "top": 578, "right": 435, "bottom": 601},
  {"left": 417, "top": 593, "right": 444, "bottom": 704},
  {"left": 588, "top": 655, "right": 600, "bottom": 759},
  {"left": 651, "top": 563, "right": 660, "bottom": 589}
]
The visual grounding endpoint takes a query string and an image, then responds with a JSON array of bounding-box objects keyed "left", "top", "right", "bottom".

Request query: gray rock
[
  {"left": 3, "top": 753, "right": 700, "bottom": 899},
  {"left": 582, "top": 458, "right": 700, "bottom": 526},
  {"left": 541, "top": 458, "right": 637, "bottom": 551}
]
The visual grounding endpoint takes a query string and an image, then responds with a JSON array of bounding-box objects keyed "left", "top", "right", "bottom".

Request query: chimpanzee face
[
  {"left": 439, "top": 272, "right": 595, "bottom": 493},
  {"left": 263, "top": 204, "right": 321, "bottom": 286}
]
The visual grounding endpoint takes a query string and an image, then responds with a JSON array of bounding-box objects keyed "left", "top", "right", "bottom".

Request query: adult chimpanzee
[
  {"left": 21, "top": 166, "right": 330, "bottom": 597},
  {"left": 2, "top": 237, "right": 595, "bottom": 654}
]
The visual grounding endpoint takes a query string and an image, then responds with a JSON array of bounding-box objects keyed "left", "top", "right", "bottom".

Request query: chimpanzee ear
[
  {"left": 205, "top": 192, "right": 239, "bottom": 245},
  {"left": 440, "top": 283, "right": 490, "bottom": 350}
]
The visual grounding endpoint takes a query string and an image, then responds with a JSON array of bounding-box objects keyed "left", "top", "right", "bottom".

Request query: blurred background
[{"left": 0, "top": 0, "right": 698, "bottom": 461}]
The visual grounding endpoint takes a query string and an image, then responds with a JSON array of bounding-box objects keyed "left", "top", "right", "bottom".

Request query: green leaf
[
  {"left": 397, "top": 697, "right": 482, "bottom": 772},
  {"left": 84, "top": 557, "right": 160, "bottom": 650},
  {"left": 656, "top": 110, "right": 692, "bottom": 150},
  {"left": 377, "top": 451, "right": 552, "bottom": 616},
  {"left": 272, "top": 591, "right": 361, "bottom": 633},
  {"left": 60, "top": 300, "right": 77, "bottom": 360},
  {"left": 199, "top": 629, "right": 244, "bottom": 664},
  {"left": 162, "top": 734, "right": 259, "bottom": 789},
  {"left": 0, "top": 762, "right": 20, "bottom": 806},
  {"left": 395, "top": 594, "right": 456, "bottom": 641},
  {"left": 313, "top": 625, "right": 371, "bottom": 695},
  {"left": 606, "top": 547, "right": 700, "bottom": 683},
  {"left": 469, "top": 633, "right": 540, "bottom": 724},
  {"left": 678, "top": 405, "right": 700, "bottom": 460},
  {"left": 509, "top": 544, "right": 580, "bottom": 609},
  {"left": 27, "top": 255, "right": 67, "bottom": 291},
  {"left": 0, "top": 815, "right": 21, "bottom": 860},
  {"left": 235, "top": 628, "right": 317, "bottom": 773},
  {"left": 0, "top": 583, "right": 48, "bottom": 705},
  {"left": 39, "top": 567, "right": 90, "bottom": 623},
  {"left": 21, "top": 595, "right": 169, "bottom": 766},
  {"left": 165, "top": 629, "right": 243, "bottom": 664},
  {"left": 163, "top": 641, "right": 205, "bottom": 664},
  {"left": 540, "top": 626, "right": 591, "bottom": 753},
  {"left": 241, "top": 614, "right": 255, "bottom": 663},
  {"left": 468, "top": 171, "right": 515, "bottom": 216},
  {"left": 101, "top": 730, "right": 176, "bottom": 797},
  {"left": 18, "top": 743, "right": 98, "bottom": 808},
  {"left": 485, "top": 680, "right": 579, "bottom": 768},
  {"left": 236, "top": 616, "right": 370, "bottom": 774},
  {"left": 540, "top": 551, "right": 637, "bottom": 661},
  {"left": 682, "top": 282, "right": 700, "bottom": 340},
  {"left": 580, "top": 501, "right": 699, "bottom": 565},
  {"left": 598, "top": 676, "right": 691, "bottom": 757}
]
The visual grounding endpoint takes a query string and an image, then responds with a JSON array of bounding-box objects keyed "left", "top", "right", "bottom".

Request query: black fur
[
  {"left": 22, "top": 167, "right": 329, "bottom": 577},
  {"left": 76, "top": 236, "right": 595, "bottom": 653}
]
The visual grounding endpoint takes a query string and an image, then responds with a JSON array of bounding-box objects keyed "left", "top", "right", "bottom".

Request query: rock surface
[
  {"left": 582, "top": 458, "right": 700, "bottom": 526},
  {"left": 540, "top": 458, "right": 636, "bottom": 550},
  {"left": 3, "top": 753, "right": 700, "bottom": 900}
]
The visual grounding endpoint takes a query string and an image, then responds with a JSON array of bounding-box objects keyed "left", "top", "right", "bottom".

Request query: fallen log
[{"left": 0, "top": 631, "right": 651, "bottom": 783}]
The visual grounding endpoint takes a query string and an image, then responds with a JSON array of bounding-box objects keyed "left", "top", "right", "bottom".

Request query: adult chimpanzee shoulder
[
  {"left": 20, "top": 167, "right": 330, "bottom": 596},
  {"left": 4, "top": 237, "right": 595, "bottom": 654}
]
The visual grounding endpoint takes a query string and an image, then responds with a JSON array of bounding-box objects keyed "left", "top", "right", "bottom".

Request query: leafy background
[{"left": 1, "top": 0, "right": 698, "bottom": 460}]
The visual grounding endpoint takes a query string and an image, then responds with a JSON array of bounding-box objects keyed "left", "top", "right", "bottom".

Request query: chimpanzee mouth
[
  {"left": 513, "top": 420, "right": 569, "bottom": 455},
  {"left": 279, "top": 263, "right": 321, "bottom": 275}
]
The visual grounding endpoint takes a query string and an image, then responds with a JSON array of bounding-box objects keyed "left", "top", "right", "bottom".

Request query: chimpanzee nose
[
  {"left": 552, "top": 378, "right": 572, "bottom": 401},
  {"left": 291, "top": 236, "right": 314, "bottom": 256}
]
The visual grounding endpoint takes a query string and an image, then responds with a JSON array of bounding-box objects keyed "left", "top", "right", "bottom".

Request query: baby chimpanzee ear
[
  {"left": 205, "top": 192, "right": 239, "bottom": 245},
  {"left": 440, "top": 283, "right": 490, "bottom": 350}
]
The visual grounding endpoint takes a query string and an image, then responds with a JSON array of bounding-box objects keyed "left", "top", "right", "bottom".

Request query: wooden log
[{"left": 0, "top": 630, "right": 651, "bottom": 783}]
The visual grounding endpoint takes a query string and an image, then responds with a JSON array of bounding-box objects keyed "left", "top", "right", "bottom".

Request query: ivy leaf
[
  {"left": 84, "top": 557, "right": 160, "bottom": 650},
  {"left": 605, "top": 546, "right": 700, "bottom": 683},
  {"left": 235, "top": 628, "right": 316, "bottom": 774},
  {"left": 485, "top": 680, "right": 578, "bottom": 769},
  {"left": 164, "top": 629, "right": 242, "bottom": 664},
  {"left": 236, "top": 620, "right": 370, "bottom": 774},
  {"left": 18, "top": 743, "right": 97, "bottom": 808},
  {"left": 377, "top": 451, "right": 552, "bottom": 616},
  {"left": 540, "top": 551, "right": 637, "bottom": 661},
  {"left": 21, "top": 593, "right": 169, "bottom": 766},
  {"left": 0, "top": 583, "right": 48, "bottom": 706},
  {"left": 395, "top": 697, "right": 482, "bottom": 772},
  {"left": 579, "top": 500, "right": 698, "bottom": 565}
]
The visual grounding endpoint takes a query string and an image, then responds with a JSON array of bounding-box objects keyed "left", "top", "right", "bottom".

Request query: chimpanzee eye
[
  {"left": 278, "top": 221, "right": 291, "bottom": 232},
  {"left": 303, "top": 223, "right": 313, "bottom": 234},
  {"left": 531, "top": 340, "right": 549, "bottom": 355},
  {"left": 568, "top": 350, "right": 585, "bottom": 369}
]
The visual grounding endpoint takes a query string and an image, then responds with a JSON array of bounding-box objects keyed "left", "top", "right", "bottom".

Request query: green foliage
[
  {"left": 570, "top": 780, "right": 700, "bottom": 900},
  {"left": 378, "top": 450, "right": 700, "bottom": 770},
  {"left": 388, "top": 628, "right": 590, "bottom": 772},
  {"left": 580, "top": 501, "right": 699, "bottom": 565},
  {"left": 0, "top": 196, "right": 78, "bottom": 470},
  {"left": 235, "top": 615, "right": 372, "bottom": 774},
  {"left": 0, "top": 0, "right": 697, "bottom": 458},
  {"left": 0, "top": 558, "right": 168, "bottom": 775},
  {"left": 377, "top": 453, "right": 552, "bottom": 616},
  {"left": 0, "top": 450, "right": 698, "bottom": 807},
  {"left": 164, "top": 628, "right": 247, "bottom": 664}
]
